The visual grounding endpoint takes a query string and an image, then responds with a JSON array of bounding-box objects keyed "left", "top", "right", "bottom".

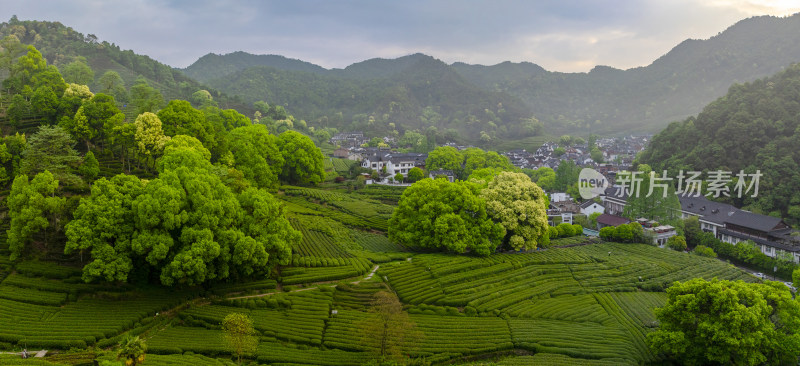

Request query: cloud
[{"left": 2, "top": 0, "right": 798, "bottom": 72}]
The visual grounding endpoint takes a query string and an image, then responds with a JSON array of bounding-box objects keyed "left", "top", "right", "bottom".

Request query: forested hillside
[
  {"left": 0, "top": 17, "right": 249, "bottom": 113},
  {"left": 202, "top": 54, "right": 538, "bottom": 143},
  {"left": 457, "top": 14, "right": 800, "bottom": 134},
  {"left": 189, "top": 14, "right": 800, "bottom": 137},
  {"left": 638, "top": 63, "right": 800, "bottom": 225}
]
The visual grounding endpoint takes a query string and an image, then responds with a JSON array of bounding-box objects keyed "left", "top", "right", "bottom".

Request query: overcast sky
[{"left": 3, "top": 0, "right": 799, "bottom": 72}]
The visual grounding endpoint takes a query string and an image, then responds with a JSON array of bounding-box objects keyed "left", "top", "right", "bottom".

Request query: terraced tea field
[
  {"left": 0, "top": 183, "right": 757, "bottom": 365},
  {"left": 123, "top": 243, "right": 749, "bottom": 365}
]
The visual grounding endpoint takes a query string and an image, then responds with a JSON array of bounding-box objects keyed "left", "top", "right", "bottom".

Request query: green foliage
[
  {"left": 7, "top": 171, "right": 66, "bottom": 260},
  {"left": 481, "top": 172, "right": 548, "bottom": 251},
  {"left": 648, "top": 278, "right": 800, "bottom": 365},
  {"left": 195, "top": 53, "right": 531, "bottom": 144},
  {"left": 191, "top": 89, "right": 217, "bottom": 108},
  {"left": 407, "top": 167, "right": 424, "bottom": 183},
  {"left": 467, "top": 167, "right": 506, "bottom": 188},
  {"left": 666, "top": 235, "right": 687, "bottom": 252},
  {"left": 794, "top": 268, "right": 800, "bottom": 289},
  {"left": 697, "top": 233, "right": 797, "bottom": 279},
  {"left": 65, "top": 163, "right": 300, "bottom": 285},
  {"left": 221, "top": 313, "right": 257, "bottom": 365},
  {"left": 60, "top": 59, "right": 94, "bottom": 85},
  {"left": 691, "top": 245, "right": 716, "bottom": 257},
  {"left": 556, "top": 223, "right": 575, "bottom": 238},
  {"left": 589, "top": 212, "right": 601, "bottom": 228},
  {"left": 157, "top": 100, "right": 216, "bottom": 151},
  {"left": 639, "top": 63, "right": 800, "bottom": 224},
  {"left": 117, "top": 335, "right": 147, "bottom": 365},
  {"left": 79, "top": 151, "right": 99, "bottom": 180},
  {"left": 620, "top": 166, "right": 681, "bottom": 224},
  {"left": 277, "top": 130, "right": 325, "bottom": 185},
  {"left": 599, "top": 226, "right": 615, "bottom": 241},
  {"left": 590, "top": 146, "right": 604, "bottom": 163},
  {"left": 130, "top": 77, "right": 165, "bottom": 115},
  {"left": 388, "top": 178, "right": 504, "bottom": 256},
  {"left": 134, "top": 112, "right": 169, "bottom": 161},
  {"left": 228, "top": 125, "right": 283, "bottom": 188},
  {"left": 554, "top": 161, "right": 579, "bottom": 192},
  {"left": 425, "top": 146, "right": 462, "bottom": 177},
  {"left": 547, "top": 226, "right": 559, "bottom": 240},
  {"left": 97, "top": 70, "right": 128, "bottom": 103},
  {"left": 0, "top": 285, "right": 188, "bottom": 351},
  {"left": 682, "top": 216, "right": 702, "bottom": 247},
  {"left": 461, "top": 148, "right": 514, "bottom": 178}
]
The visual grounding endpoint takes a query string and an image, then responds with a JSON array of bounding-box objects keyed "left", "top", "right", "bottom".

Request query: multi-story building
[{"left": 603, "top": 190, "right": 800, "bottom": 262}]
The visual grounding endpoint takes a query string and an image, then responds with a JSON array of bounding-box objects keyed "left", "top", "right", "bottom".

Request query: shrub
[
  {"left": 614, "top": 224, "right": 633, "bottom": 242},
  {"left": 556, "top": 223, "right": 575, "bottom": 237},
  {"left": 667, "top": 235, "right": 687, "bottom": 252},
  {"left": 571, "top": 224, "right": 583, "bottom": 236},
  {"left": 692, "top": 245, "right": 717, "bottom": 258},
  {"left": 548, "top": 226, "right": 559, "bottom": 239},
  {"left": 599, "top": 226, "right": 616, "bottom": 240}
]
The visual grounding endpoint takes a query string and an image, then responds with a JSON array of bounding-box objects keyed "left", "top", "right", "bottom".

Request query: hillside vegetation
[
  {"left": 198, "top": 54, "right": 536, "bottom": 144},
  {"left": 0, "top": 17, "right": 250, "bottom": 113},
  {"left": 185, "top": 14, "right": 800, "bottom": 136},
  {"left": 639, "top": 62, "right": 800, "bottom": 225}
]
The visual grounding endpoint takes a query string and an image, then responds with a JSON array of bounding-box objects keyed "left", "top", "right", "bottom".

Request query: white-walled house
[
  {"left": 580, "top": 200, "right": 605, "bottom": 216},
  {"left": 360, "top": 152, "right": 427, "bottom": 177},
  {"left": 602, "top": 190, "right": 800, "bottom": 262}
]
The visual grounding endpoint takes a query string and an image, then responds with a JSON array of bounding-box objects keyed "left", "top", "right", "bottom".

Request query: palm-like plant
[{"left": 117, "top": 335, "right": 147, "bottom": 365}]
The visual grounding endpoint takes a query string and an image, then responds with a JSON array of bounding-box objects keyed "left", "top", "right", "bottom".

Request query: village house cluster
[{"left": 500, "top": 135, "right": 649, "bottom": 172}]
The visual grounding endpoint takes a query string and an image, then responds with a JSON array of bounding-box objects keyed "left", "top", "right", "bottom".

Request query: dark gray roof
[
  {"left": 718, "top": 228, "right": 800, "bottom": 253},
  {"left": 724, "top": 210, "right": 786, "bottom": 233},
  {"left": 596, "top": 214, "right": 630, "bottom": 227},
  {"left": 580, "top": 200, "right": 601, "bottom": 209},
  {"left": 679, "top": 195, "right": 737, "bottom": 225},
  {"left": 681, "top": 195, "right": 788, "bottom": 233},
  {"left": 429, "top": 169, "right": 454, "bottom": 176}
]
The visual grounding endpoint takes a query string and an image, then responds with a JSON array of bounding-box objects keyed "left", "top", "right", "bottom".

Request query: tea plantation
[{"left": 0, "top": 186, "right": 757, "bottom": 365}]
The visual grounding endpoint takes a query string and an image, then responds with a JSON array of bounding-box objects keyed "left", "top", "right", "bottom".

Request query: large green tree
[
  {"left": 276, "top": 130, "right": 325, "bottom": 185},
  {"left": 222, "top": 313, "right": 257, "bottom": 365},
  {"left": 228, "top": 125, "right": 283, "bottom": 188},
  {"left": 65, "top": 146, "right": 299, "bottom": 285},
  {"left": 481, "top": 172, "right": 549, "bottom": 251},
  {"left": 359, "top": 291, "right": 418, "bottom": 362},
  {"left": 648, "top": 278, "right": 800, "bottom": 365},
  {"left": 157, "top": 100, "right": 216, "bottom": 152},
  {"left": 61, "top": 93, "right": 123, "bottom": 150},
  {"left": 462, "top": 148, "right": 514, "bottom": 178},
  {"left": 7, "top": 171, "right": 66, "bottom": 260},
  {"left": 407, "top": 167, "right": 424, "bottom": 183},
  {"left": 60, "top": 59, "right": 94, "bottom": 85},
  {"left": 97, "top": 70, "right": 127, "bottom": 103},
  {"left": 388, "top": 178, "right": 504, "bottom": 256},
  {"left": 425, "top": 146, "right": 463, "bottom": 177},
  {"left": 134, "top": 112, "right": 170, "bottom": 169},
  {"left": 129, "top": 76, "right": 164, "bottom": 114},
  {"left": 20, "top": 125, "right": 82, "bottom": 186}
]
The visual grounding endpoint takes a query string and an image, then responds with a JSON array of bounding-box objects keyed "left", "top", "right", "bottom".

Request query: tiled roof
[{"left": 596, "top": 214, "right": 631, "bottom": 227}]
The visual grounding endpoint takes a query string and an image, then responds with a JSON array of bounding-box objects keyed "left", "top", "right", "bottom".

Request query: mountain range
[
  {"left": 3, "top": 14, "right": 800, "bottom": 141},
  {"left": 184, "top": 13, "right": 800, "bottom": 136}
]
